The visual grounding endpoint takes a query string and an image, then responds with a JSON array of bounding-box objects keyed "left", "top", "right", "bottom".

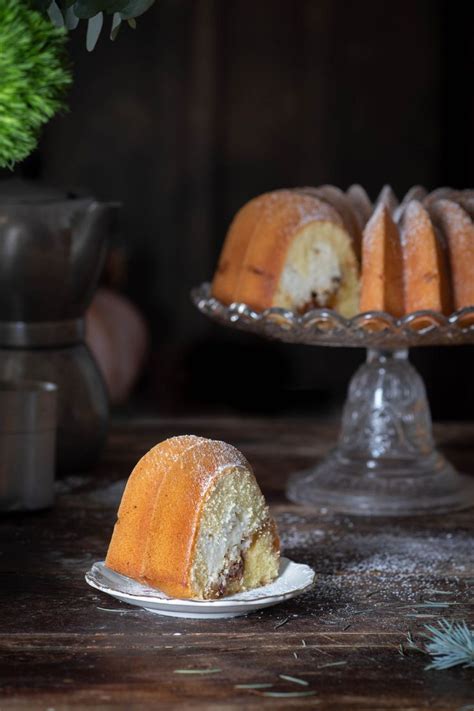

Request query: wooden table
[{"left": 1, "top": 418, "right": 473, "bottom": 710}]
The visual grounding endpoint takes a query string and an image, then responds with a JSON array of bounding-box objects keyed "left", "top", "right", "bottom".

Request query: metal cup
[{"left": 0, "top": 380, "right": 57, "bottom": 511}]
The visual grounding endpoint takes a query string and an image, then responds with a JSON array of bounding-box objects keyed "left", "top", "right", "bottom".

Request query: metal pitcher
[{"left": 0, "top": 180, "right": 118, "bottom": 473}]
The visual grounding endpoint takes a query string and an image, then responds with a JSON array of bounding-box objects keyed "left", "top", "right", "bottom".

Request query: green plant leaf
[
  {"left": 40, "top": 0, "right": 155, "bottom": 46},
  {"left": 47, "top": 1, "right": 64, "bottom": 26},
  {"left": 86, "top": 11, "right": 103, "bottom": 50},
  {"left": 119, "top": 0, "right": 155, "bottom": 20},
  {"left": 64, "top": 5, "right": 79, "bottom": 28},
  {"left": 0, "top": 0, "right": 72, "bottom": 168},
  {"left": 110, "top": 12, "right": 121, "bottom": 40}
]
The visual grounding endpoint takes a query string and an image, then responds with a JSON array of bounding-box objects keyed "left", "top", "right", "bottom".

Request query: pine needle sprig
[
  {"left": 422, "top": 620, "right": 474, "bottom": 670},
  {"left": 0, "top": 0, "right": 71, "bottom": 169}
]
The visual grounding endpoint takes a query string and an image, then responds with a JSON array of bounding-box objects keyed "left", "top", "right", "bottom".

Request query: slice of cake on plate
[{"left": 105, "top": 435, "right": 280, "bottom": 600}]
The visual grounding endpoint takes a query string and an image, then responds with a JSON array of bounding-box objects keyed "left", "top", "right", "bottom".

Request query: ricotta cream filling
[
  {"left": 274, "top": 221, "right": 360, "bottom": 318},
  {"left": 190, "top": 467, "right": 268, "bottom": 597}
]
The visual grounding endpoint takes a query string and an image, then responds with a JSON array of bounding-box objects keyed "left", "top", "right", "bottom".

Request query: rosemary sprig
[
  {"left": 425, "top": 590, "right": 455, "bottom": 596},
  {"left": 274, "top": 616, "right": 290, "bottom": 629},
  {"left": 255, "top": 691, "right": 317, "bottom": 698},
  {"left": 173, "top": 668, "right": 222, "bottom": 675},
  {"left": 405, "top": 631, "right": 424, "bottom": 653},
  {"left": 318, "top": 661, "right": 347, "bottom": 669},
  {"left": 413, "top": 601, "right": 459, "bottom": 608},
  {"left": 422, "top": 620, "right": 474, "bottom": 670},
  {"left": 278, "top": 674, "right": 309, "bottom": 686}
]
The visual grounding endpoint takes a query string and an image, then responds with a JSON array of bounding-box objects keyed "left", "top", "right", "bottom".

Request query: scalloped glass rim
[{"left": 192, "top": 283, "right": 474, "bottom": 348}]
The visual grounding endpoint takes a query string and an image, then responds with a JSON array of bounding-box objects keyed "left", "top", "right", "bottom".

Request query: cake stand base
[{"left": 286, "top": 348, "right": 474, "bottom": 516}]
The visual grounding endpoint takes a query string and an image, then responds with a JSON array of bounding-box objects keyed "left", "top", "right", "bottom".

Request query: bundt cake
[
  {"left": 105, "top": 435, "right": 280, "bottom": 600},
  {"left": 211, "top": 185, "right": 474, "bottom": 318}
]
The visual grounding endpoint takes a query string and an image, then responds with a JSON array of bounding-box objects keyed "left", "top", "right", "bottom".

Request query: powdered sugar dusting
[
  {"left": 143, "top": 435, "right": 251, "bottom": 493},
  {"left": 399, "top": 199, "right": 431, "bottom": 249},
  {"left": 275, "top": 512, "right": 473, "bottom": 619},
  {"left": 458, "top": 191, "right": 474, "bottom": 219},
  {"left": 375, "top": 185, "right": 399, "bottom": 214},
  {"left": 278, "top": 514, "right": 471, "bottom": 585},
  {"left": 430, "top": 199, "right": 474, "bottom": 251},
  {"left": 341, "top": 531, "right": 471, "bottom": 576},
  {"left": 363, "top": 201, "right": 388, "bottom": 251},
  {"left": 298, "top": 185, "right": 361, "bottom": 241},
  {"left": 242, "top": 189, "right": 346, "bottom": 253}
]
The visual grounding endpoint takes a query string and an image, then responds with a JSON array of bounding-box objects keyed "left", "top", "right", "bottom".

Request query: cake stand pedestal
[{"left": 192, "top": 283, "right": 474, "bottom": 516}]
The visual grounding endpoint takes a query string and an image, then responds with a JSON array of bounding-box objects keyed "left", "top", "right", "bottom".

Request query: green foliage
[
  {"left": 0, "top": 0, "right": 72, "bottom": 169},
  {"left": 33, "top": 0, "right": 156, "bottom": 50},
  {"left": 423, "top": 620, "right": 474, "bottom": 670}
]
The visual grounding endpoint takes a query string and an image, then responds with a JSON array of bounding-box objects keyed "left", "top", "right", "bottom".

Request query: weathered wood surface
[{"left": 0, "top": 418, "right": 473, "bottom": 709}]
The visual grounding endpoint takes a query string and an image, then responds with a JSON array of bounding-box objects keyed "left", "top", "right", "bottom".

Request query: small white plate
[{"left": 85, "top": 557, "right": 315, "bottom": 619}]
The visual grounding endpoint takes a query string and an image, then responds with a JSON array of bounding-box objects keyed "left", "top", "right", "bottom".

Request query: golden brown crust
[
  {"left": 212, "top": 190, "right": 345, "bottom": 311},
  {"left": 455, "top": 192, "right": 474, "bottom": 221},
  {"left": 401, "top": 201, "right": 452, "bottom": 314},
  {"left": 105, "top": 435, "right": 251, "bottom": 598},
  {"left": 359, "top": 203, "right": 404, "bottom": 317},
  {"left": 423, "top": 187, "right": 458, "bottom": 208},
  {"left": 428, "top": 199, "right": 474, "bottom": 310},
  {"left": 211, "top": 193, "right": 270, "bottom": 305},
  {"left": 268, "top": 516, "right": 280, "bottom": 552}
]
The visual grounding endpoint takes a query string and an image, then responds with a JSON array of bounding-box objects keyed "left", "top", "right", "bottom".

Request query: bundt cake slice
[
  {"left": 359, "top": 203, "right": 404, "bottom": 317},
  {"left": 106, "top": 435, "right": 280, "bottom": 600},
  {"left": 428, "top": 199, "right": 474, "bottom": 310},
  {"left": 212, "top": 189, "right": 360, "bottom": 317},
  {"left": 400, "top": 201, "right": 452, "bottom": 314}
]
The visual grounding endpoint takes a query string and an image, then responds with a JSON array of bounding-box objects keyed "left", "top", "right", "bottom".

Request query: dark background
[{"left": 9, "top": 0, "right": 474, "bottom": 419}]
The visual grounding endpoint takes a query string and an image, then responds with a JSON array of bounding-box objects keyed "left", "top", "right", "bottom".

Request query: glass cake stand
[{"left": 192, "top": 283, "right": 474, "bottom": 516}]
